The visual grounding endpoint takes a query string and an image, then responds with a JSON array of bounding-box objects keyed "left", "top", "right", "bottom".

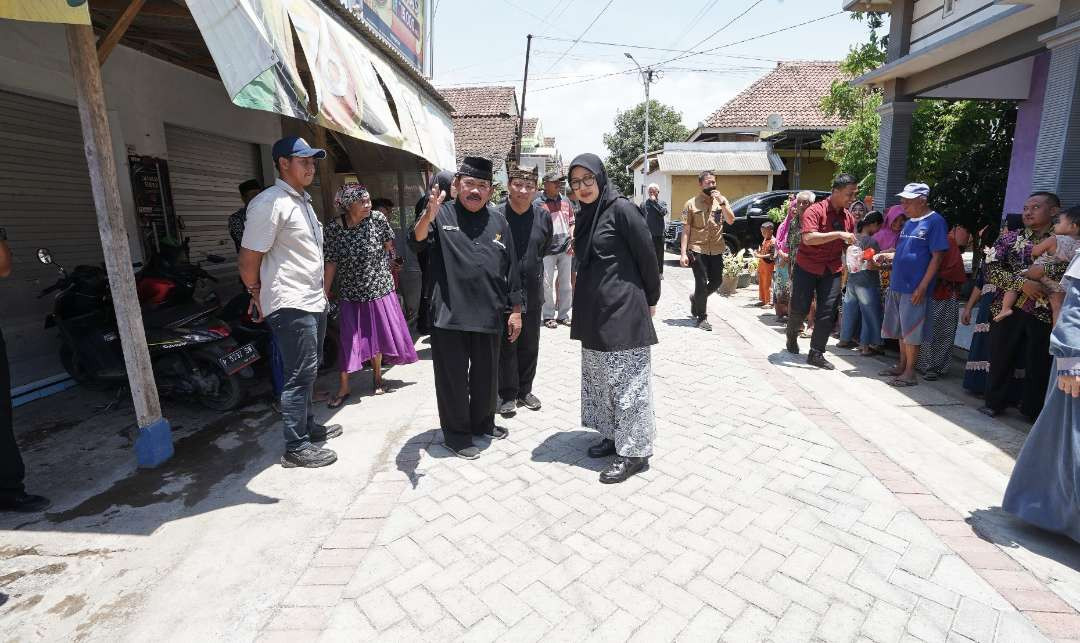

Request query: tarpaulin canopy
[
  {"left": 186, "top": 0, "right": 455, "bottom": 171},
  {"left": 0, "top": 0, "right": 90, "bottom": 25}
]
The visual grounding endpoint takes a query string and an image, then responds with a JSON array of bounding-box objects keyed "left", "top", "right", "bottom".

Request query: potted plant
[
  {"left": 737, "top": 249, "right": 755, "bottom": 289},
  {"left": 720, "top": 251, "right": 740, "bottom": 295}
]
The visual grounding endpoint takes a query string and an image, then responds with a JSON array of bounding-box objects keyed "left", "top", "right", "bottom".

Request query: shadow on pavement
[
  {"left": 969, "top": 507, "right": 1080, "bottom": 574},
  {"left": 394, "top": 428, "right": 498, "bottom": 488},
  {"left": 530, "top": 430, "right": 607, "bottom": 472},
  {"left": 661, "top": 318, "right": 698, "bottom": 328}
]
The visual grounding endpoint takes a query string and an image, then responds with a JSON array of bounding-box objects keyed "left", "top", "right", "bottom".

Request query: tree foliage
[
  {"left": 603, "top": 100, "right": 690, "bottom": 196},
  {"left": 821, "top": 12, "right": 1017, "bottom": 230}
]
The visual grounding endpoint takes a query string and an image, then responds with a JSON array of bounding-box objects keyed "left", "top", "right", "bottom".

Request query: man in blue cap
[{"left": 238, "top": 136, "right": 342, "bottom": 468}]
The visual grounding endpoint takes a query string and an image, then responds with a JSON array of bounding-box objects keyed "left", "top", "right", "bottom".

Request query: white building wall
[{"left": 910, "top": 0, "right": 1016, "bottom": 53}]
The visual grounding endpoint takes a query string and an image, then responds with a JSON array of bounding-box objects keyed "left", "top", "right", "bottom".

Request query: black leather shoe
[
  {"left": 978, "top": 406, "right": 1000, "bottom": 418},
  {"left": 697, "top": 319, "right": 713, "bottom": 332},
  {"left": 786, "top": 335, "right": 800, "bottom": 354},
  {"left": 447, "top": 444, "right": 481, "bottom": 459},
  {"left": 807, "top": 349, "right": 835, "bottom": 370},
  {"left": 599, "top": 456, "right": 648, "bottom": 484},
  {"left": 310, "top": 423, "right": 343, "bottom": 441},
  {"left": 0, "top": 492, "right": 51, "bottom": 513},
  {"left": 587, "top": 438, "right": 616, "bottom": 458},
  {"left": 517, "top": 393, "right": 541, "bottom": 411},
  {"left": 497, "top": 398, "right": 517, "bottom": 417},
  {"left": 479, "top": 426, "right": 509, "bottom": 441}
]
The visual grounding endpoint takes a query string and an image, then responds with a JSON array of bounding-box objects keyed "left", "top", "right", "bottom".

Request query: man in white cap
[
  {"left": 239, "top": 136, "right": 342, "bottom": 469},
  {"left": 875, "top": 182, "right": 950, "bottom": 387}
]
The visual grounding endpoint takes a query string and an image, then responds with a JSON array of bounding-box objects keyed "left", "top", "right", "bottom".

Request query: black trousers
[
  {"left": 499, "top": 306, "right": 541, "bottom": 401},
  {"left": 986, "top": 309, "right": 1051, "bottom": 420},
  {"left": 786, "top": 264, "right": 842, "bottom": 353},
  {"left": 431, "top": 327, "right": 499, "bottom": 449},
  {"left": 417, "top": 250, "right": 434, "bottom": 333},
  {"left": 0, "top": 329, "right": 25, "bottom": 500},
  {"left": 690, "top": 251, "right": 724, "bottom": 320},
  {"left": 653, "top": 237, "right": 665, "bottom": 275}
]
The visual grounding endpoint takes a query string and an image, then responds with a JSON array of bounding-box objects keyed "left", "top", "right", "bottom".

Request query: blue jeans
[
  {"left": 840, "top": 276, "right": 883, "bottom": 347},
  {"left": 266, "top": 308, "right": 326, "bottom": 452}
]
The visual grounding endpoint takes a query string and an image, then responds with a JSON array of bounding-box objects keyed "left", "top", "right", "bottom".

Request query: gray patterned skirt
[{"left": 581, "top": 347, "right": 656, "bottom": 458}]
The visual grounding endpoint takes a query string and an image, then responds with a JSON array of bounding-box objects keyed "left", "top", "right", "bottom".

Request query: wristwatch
[{"left": 0, "top": 227, "right": 7, "bottom": 241}]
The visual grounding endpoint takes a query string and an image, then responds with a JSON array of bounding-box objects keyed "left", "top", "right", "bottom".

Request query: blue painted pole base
[{"left": 135, "top": 418, "right": 174, "bottom": 468}]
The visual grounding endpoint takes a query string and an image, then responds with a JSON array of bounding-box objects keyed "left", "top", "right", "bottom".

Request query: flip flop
[
  {"left": 889, "top": 378, "right": 917, "bottom": 388},
  {"left": 544, "top": 320, "right": 558, "bottom": 329},
  {"left": 879, "top": 368, "right": 902, "bottom": 377},
  {"left": 327, "top": 393, "right": 351, "bottom": 408}
]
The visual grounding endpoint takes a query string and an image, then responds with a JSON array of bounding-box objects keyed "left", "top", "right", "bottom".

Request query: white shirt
[{"left": 241, "top": 178, "right": 326, "bottom": 316}]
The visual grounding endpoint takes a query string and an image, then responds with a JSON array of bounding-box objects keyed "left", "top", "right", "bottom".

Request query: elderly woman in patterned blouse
[{"left": 324, "top": 184, "right": 417, "bottom": 407}]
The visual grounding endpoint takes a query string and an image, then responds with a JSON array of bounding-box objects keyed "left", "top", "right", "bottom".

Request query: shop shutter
[
  {"left": 164, "top": 125, "right": 261, "bottom": 281},
  {"left": 0, "top": 89, "right": 102, "bottom": 388}
]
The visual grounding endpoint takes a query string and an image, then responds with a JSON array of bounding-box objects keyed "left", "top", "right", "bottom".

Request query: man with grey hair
[{"left": 641, "top": 183, "right": 669, "bottom": 278}]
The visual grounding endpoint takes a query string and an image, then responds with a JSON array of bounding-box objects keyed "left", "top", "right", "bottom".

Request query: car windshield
[{"left": 730, "top": 194, "right": 765, "bottom": 212}]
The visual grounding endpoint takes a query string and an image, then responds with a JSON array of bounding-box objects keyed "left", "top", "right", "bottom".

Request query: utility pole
[
  {"left": 516, "top": 34, "right": 533, "bottom": 163},
  {"left": 625, "top": 53, "right": 657, "bottom": 202}
]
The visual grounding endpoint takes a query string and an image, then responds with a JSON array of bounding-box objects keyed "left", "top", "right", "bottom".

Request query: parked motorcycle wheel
[
  {"left": 191, "top": 355, "right": 243, "bottom": 411},
  {"left": 59, "top": 344, "right": 111, "bottom": 391}
]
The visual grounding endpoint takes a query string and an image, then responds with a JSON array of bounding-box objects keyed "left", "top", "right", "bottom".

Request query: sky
[{"left": 429, "top": 0, "right": 879, "bottom": 162}]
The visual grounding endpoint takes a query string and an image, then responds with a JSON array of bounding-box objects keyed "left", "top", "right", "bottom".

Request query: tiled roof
[
  {"left": 450, "top": 116, "right": 519, "bottom": 165},
  {"left": 437, "top": 86, "right": 518, "bottom": 117},
  {"left": 701, "top": 61, "right": 850, "bottom": 131},
  {"left": 522, "top": 118, "right": 539, "bottom": 139}
]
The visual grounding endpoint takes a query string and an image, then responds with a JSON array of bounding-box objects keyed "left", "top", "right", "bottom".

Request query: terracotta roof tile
[
  {"left": 522, "top": 118, "right": 539, "bottom": 138},
  {"left": 450, "top": 116, "right": 518, "bottom": 165},
  {"left": 437, "top": 86, "right": 518, "bottom": 117},
  {"left": 702, "top": 61, "right": 850, "bottom": 131}
]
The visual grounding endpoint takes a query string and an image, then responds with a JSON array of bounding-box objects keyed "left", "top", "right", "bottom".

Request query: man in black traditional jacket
[
  {"left": 411, "top": 157, "right": 524, "bottom": 459},
  {"left": 497, "top": 164, "right": 553, "bottom": 418}
]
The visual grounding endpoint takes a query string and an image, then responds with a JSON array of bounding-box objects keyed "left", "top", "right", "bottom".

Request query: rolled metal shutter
[
  {"left": 0, "top": 89, "right": 102, "bottom": 387},
  {"left": 164, "top": 125, "right": 261, "bottom": 281}
]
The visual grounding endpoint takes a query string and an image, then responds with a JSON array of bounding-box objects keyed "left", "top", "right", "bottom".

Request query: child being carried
[{"left": 994, "top": 207, "right": 1080, "bottom": 325}]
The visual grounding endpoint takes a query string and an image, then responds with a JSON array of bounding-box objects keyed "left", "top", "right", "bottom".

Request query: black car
[{"left": 665, "top": 190, "right": 831, "bottom": 255}]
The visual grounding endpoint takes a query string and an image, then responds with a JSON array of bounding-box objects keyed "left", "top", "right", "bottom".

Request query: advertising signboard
[{"left": 337, "top": 0, "right": 426, "bottom": 71}]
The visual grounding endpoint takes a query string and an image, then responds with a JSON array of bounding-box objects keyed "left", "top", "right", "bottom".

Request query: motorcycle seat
[{"left": 143, "top": 301, "right": 220, "bottom": 329}]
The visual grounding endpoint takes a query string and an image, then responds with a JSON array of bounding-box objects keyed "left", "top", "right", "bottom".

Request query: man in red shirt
[{"left": 785, "top": 174, "right": 858, "bottom": 369}]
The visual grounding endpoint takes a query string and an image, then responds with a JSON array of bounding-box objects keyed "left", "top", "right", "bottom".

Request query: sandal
[
  {"left": 889, "top": 378, "right": 918, "bottom": 388},
  {"left": 327, "top": 392, "right": 351, "bottom": 408},
  {"left": 923, "top": 372, "right": 939, "bottom": 381},
  {"left": 544, "top": 320, "right": 558, "bottom": 329},
  {"left": 879, "top": 368, "right": 902, "bottom": 377}
]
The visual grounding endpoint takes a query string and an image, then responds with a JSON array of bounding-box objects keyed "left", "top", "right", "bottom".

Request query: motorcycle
[
  {"left": 36, "top": 248, "right": 259, "bottom": 411},
  {"left": 220, "top": 290, "right": 341, "bottom": 374}
]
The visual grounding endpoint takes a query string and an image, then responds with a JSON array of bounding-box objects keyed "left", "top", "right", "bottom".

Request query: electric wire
[{"left": 542, "top": 0, "right": 618, "bottom": 73}]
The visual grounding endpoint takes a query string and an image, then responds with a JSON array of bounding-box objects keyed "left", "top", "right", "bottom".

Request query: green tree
[
  {"left": 603, "top": 100, "right": 689, "bottom": 196},
  {"left": 822, "top": 12, "right": 1017, "bottom": 231}
]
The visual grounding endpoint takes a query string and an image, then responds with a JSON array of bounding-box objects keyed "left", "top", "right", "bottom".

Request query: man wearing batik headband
[
  {"left": 496, "top": 164, "right": 553, "bottom": 419},
  {"left": 411, "top": 156, "right": 524, "bottom": 459}
]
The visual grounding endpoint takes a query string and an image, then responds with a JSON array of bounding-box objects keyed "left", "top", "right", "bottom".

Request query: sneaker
[
  {"left": 517, "top": 393, "right": 542, "bottom": 411},
  {"left": 281, "top": 445, "right": 338, "bottom": 468},
  {"left": 310, "top": 423, "right": 343, "bottom": 441},
  {"left": 697, "top": 318, "right": 712, "bottom": 332},
  {"left": 557, "top": 318, "right": 571, "bottom": 327},
  {"left": 497, "top": 398, "right": 517, "bottom": 418},
  {"left": 0, "top": 492, "right": 51, "bottom": 513},
  {"left": 479, "top": 426, "right": 509, "bottom": 441},
  {"left": 448, "top": 444, "right": 481, "bottom": 459},
  {"left": 806, "top": 349, "right": 835, "bottom": 371}
]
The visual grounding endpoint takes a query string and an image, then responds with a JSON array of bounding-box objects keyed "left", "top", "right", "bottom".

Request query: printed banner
[
  {"left": 0, "top": 0, "right": 91, "bottom": 25},
  {"left": 334, "top": 0, "right": 425, "bottom": 71}
]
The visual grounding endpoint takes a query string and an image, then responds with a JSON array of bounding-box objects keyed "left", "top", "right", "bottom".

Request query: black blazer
[{"left": 571, "top": 196, "right": 661, "bottom": 352}]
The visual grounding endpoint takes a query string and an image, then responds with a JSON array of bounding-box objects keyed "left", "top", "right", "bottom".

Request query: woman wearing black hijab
[
  {"left": 568, "top": 153, "right": 661, "bottom": 483},
  {"left": 414, "top": 171, "right": 456, "bottom": 333}
]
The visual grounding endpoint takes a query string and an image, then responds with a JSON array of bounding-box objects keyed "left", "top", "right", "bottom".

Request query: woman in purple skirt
[{"left": 324, "top": 184, "right": 418, "bottom": 407}]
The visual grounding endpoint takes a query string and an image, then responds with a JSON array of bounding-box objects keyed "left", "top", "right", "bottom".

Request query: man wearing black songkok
[
  {"left": 411, "top": 157, "right": 524, "bottom": 459},
  {"left": 497, "top": 164, "right": 553, "bottom": 417}
]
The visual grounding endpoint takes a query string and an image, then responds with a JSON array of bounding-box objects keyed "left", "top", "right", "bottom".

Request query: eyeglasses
[
  {"left": 569, "top": 175, "right": 597, "bottom": 190},
  {"left": 460, "top": 178, "right": 492, "bottom": 191}
]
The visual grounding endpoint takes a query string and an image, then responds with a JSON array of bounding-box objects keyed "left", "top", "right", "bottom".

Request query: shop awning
[
  {"left": 185, "top": 0, "right": 455, "bottom": 170},
  {"left": 0, "top": 0, "right": 90, "bottom": 25}
]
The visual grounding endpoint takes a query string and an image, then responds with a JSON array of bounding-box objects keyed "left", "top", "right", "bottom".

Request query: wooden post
[
  {"left": 65, "top": 24, "right": 171, "bottom": 465},
  {"left": 515, "top": 34, "right": 533, "bottom": 163}
]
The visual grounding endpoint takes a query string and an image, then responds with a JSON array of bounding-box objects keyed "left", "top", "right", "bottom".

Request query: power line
[
  {"left": 542, "top": 0, "right": 618, "bottom": 73},
  {"left": 531, "top": 38, "right": 784, "bottom": 63},
  {"left": 682, "top": 0, "right": 766, "bottom": 54},
  {"left": 669, "top": 0, "right": 723, "bottom": 48},
  {"left": 530, "top": 11, "right": 844, "bottom": 92}
]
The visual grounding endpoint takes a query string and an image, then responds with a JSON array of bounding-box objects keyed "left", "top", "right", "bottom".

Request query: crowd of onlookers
[{"left": 738, "top": 176, "right": 1077, "bottom": 425}]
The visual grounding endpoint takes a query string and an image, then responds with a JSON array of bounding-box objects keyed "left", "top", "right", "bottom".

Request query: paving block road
[{"left": 258, "top": 263, "right": 1080, "bottom": 642}]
